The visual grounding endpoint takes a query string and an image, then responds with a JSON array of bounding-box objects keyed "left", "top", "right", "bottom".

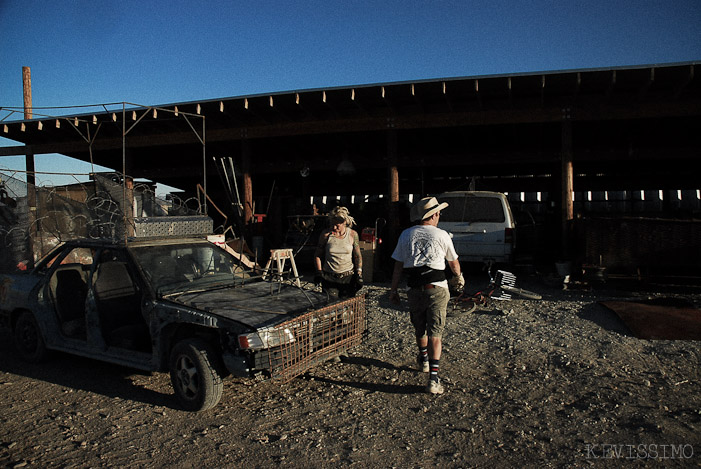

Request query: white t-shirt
[{"left": 391, "top": 225, "right": 458, "bottom": 287}]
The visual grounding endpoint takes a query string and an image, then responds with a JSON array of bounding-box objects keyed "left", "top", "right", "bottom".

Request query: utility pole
[{"left": 23, "top": 66, "right": 37, "bottom": 268}]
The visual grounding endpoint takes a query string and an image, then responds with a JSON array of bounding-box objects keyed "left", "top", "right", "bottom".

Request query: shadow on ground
[{"left": 0, "top": 328, "right": 175, "bottom": 409}]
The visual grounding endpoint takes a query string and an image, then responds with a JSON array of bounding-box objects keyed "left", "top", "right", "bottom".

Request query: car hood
[{"left": 169, "top": 281, "right": 331, "bottom": 329}]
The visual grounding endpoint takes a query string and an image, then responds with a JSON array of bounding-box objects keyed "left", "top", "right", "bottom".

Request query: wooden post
[
  {"left": 242, "top": 139, "right": 253, "bottom": 225},
  {"left": 125, "top": 176, "right": 135, "bottom": 237},
  {"left": 23, "top": 67, "right": 32, "bottom": 120},
  {"left": 561, "top": 118, "right": 574, "bottom": 259},
  {"left": 23, "top": 66, "right": 37, "bottom": 268},
  {"left": 387, "top": 129, "right": 399, "bottom": 244}
]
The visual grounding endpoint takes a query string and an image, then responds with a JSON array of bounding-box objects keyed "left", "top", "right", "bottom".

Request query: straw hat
[{"left": 410, "top": 196, "right": 449, "bottom": 222}]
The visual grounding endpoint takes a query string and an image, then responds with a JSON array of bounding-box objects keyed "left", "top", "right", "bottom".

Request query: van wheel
[
  {"left": 169, "top": 338, "right": 223, "bottom": 412},
  {"left": 14, "top": 311, "right": 48, "bottom": 363}
]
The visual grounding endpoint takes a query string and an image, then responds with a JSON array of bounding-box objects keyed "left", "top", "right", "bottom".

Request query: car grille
[{"left": 260, "top": 294, "right": 366, "bottom": 381}]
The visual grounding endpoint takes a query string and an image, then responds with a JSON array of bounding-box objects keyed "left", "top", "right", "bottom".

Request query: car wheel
[
  {"left": 169, "top": 338, "right": 223, "bottom": 412},
  {"left": 14, "top": 311, "right": 47, "bottom": 363}
]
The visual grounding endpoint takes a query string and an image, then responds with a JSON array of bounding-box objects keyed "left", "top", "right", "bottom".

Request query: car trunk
[{"left": 445, "top": 222, "right": 511, "bottom": 262}]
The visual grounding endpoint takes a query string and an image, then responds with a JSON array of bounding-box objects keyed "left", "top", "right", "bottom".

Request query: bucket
[
  {"left": 252, "top": 236, "right": 265, "bottom": 261},
  {"left": 555, "top": 261, "right": 572, "bottom": 278}
]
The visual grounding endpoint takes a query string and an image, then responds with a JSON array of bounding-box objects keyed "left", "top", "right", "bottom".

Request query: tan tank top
[{"left": 324, "top": 230, "right": 354, "bottom": 274}]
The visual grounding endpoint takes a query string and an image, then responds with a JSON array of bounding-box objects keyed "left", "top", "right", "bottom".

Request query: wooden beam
[
  {"left": 241, "top": 96, "right": 274, "bottom": 123},
  {"left": 605, "top": 70, "right": 616, "bottom": 101},
  {"left": 0, "top": 145, "right": 32, "bottom": 157},
  {"left": 507, "top": 77, "right": 513, "bottom": 106},
  {"left": 11, "top": 97, "right": 700, "bottom": 157},
  {"left": 411, "top": 83, "right": 424, "bottom": 112},
  {"left": 573, "top": 72, "right": 581, "bottom": 103},
  {"left": 673, "top": 64, "right": 695, "bottom": 100},
  {"left": 295, "top": 92, "right": 316, "bottom": 118},
  {"left": 128, "top": 165, "right": 203, "bottom": 179},
  {"left": 266, "top": 94, "right": 291, "bottom": 121},
  {"left": 442, "top": 81, "right": 453, "bottom": 112},
  {"left": 474, "top": 79, "right": 482, "bottom": 109},
  {"left": 320, "top": 90, "right": 341, "bottom": 118},
  {"left": 540, "top": 75, "right": 546, "bottom": 108},
  {"left": 381, "top": 86, "right": 395, "bottom": 112},
  {"left": 638, "top": 68, "right": 654, "bottom": 100}
]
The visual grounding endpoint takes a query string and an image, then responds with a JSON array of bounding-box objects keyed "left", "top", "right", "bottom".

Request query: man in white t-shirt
[{"left": 389, "top": 197, "right": 464, "bottom": 394}]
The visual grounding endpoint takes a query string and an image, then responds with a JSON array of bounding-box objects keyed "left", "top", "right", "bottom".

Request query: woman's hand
[{"left": 389, "top": 289, "right": 401, "bottom": 305}]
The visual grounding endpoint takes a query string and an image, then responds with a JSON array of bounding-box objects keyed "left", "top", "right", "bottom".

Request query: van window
[{"left": 439, "top": 196, "right": 506, "bottom": 223}]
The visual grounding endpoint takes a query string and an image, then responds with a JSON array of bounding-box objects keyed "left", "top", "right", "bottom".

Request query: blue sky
[{"left": 1, "top": 0, "right": 700, "bottom": 189}]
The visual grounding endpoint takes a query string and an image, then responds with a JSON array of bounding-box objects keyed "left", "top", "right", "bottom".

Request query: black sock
[
  {"left": 429, "top": 359, "right": 440, "bottom": 381},
  {"left": 419, "top": 347, "right": 428, "bottom": 362}
]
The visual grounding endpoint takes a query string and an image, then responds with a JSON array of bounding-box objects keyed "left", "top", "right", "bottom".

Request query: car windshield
[{"left": 130, "top": 242, "right": 252, "bottom": 295}]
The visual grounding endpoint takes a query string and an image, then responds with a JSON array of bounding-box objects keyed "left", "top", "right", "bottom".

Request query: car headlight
[{"left": 238, "top": 327, "right": 295, "bottom": 350}]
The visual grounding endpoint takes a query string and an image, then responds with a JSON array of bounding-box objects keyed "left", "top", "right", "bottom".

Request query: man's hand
[
  {"left": 314, "top": 270, "right": 324, "bottom": 285},
  {"left": 448, "top": 273, "right": 465, "bottom": 292}
]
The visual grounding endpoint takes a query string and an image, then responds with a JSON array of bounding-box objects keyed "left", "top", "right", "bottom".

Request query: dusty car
[
  {"left": 436, "top": 191, "right": 516, "bottom": 265},
  {"left": 0, "top": 236, "right": 366, "bottom": 411}
]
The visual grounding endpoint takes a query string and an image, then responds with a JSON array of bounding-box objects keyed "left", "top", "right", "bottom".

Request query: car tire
[
  {"left": 14, "top": 310, "right": 48, "bottom": 363},
  {"left": 169, "top": 338, "right": 224, "bottom": 412}
]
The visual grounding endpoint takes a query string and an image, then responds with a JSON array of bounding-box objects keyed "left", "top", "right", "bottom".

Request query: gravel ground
[{"left": 1, "top": 273, "right": 700, "bottom": 468}]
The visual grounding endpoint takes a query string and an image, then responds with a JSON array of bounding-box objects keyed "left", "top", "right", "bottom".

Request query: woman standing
[{"left": 314, "top": 206, "right": 363, "bottom": 298}]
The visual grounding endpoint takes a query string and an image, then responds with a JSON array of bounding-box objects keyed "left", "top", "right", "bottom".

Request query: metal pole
[{"left": 202, "top": 118, "right": 207, "bottom": 215}]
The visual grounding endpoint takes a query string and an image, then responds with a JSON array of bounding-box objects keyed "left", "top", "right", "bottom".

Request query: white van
[{"left": 436, "top": 191, "right": 515, "bottom": 265}]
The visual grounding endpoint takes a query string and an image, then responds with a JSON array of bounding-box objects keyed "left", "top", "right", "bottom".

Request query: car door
[
  {"left": 90, "top": 248, "right": 151, "bottom": 353},
  {"left": 43, "top": 245, "right": 94, "bottom": 343}
]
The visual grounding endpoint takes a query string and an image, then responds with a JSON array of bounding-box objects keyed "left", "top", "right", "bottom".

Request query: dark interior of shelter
[{"left": 2, "top": 62, "right": 700, "bottom": 281}]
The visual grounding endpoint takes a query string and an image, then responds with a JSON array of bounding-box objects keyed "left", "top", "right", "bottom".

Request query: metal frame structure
[{"left": 1, "top": 102, "right": 206, "bottom": 242}]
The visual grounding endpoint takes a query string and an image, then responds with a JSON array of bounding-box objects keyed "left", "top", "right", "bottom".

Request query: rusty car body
[{"left": 0, "top": 236, "right": 366, "bottom": 411}]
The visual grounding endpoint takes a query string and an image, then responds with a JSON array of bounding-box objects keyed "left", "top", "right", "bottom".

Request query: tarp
[{"left": 600, "top": 299, "right": 701, "bottom": 340}]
